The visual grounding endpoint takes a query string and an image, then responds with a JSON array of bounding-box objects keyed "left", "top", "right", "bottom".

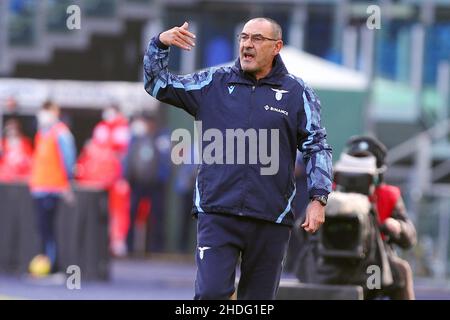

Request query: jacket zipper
[{"left": 239, "top": 84, "right": 257, "bottom": 215}]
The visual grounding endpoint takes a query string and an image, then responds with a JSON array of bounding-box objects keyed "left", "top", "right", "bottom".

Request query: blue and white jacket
[{"left": 144, "top": 36, "right": 332, "bottom": 226}]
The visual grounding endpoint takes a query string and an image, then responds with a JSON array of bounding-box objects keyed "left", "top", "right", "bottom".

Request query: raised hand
[{"left": 159, "top": 21, "right": 196, "bottom": 51}]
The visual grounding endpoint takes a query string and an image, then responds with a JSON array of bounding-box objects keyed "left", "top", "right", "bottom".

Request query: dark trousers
[
  {"left": 127, "top": 183, "right": 165, "bottom": 253},
  {"left": 194, "top": 213, "right": 291, "bottom": 300},
  {"left": 33, "top": 195, "right": 60, "bottom": 270}
]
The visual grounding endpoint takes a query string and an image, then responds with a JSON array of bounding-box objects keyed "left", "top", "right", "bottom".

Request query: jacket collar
[{"left": 228, "top": 54, "right": 288, "bottom": 87}]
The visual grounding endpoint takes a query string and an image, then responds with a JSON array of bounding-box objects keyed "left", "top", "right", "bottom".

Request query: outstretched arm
[{"left": 143, "top": 22, "right": 215, "bottom": 117}]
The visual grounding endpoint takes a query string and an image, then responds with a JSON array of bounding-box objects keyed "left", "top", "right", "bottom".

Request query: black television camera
[
  {"left": 308, "top": 153, "right": 391, "bottom": 291},
  {"left": 319, "top": 191, "right": 373, "bottom": 260},
  {"left": 319, "top": 153, "right": 378, "bottom": 260}
]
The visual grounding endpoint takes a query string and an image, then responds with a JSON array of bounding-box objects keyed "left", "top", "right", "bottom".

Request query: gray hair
[{"left": 247, "top": 17, "right": 282, "bottom": 40}]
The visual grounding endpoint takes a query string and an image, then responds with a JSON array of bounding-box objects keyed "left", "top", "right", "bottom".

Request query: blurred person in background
[
  {"left": 92, "top": 104, "right": 130, "bottom": 257},
  {"left": 93, "top": 105, "right": 129, "bottom": 157},
  {"left": 0, "top": 118, "right": 33, "bottom": 182},
  {"left": 147, "top": 116, "right": 172, "bottom": 253},
  {"left": 75, "top": 138, "right": 122, "bottom": 190},
  {"left": 5, "top": 96, "right": 19, "bottom": 114},
  {"left": 346, "top": 135, "right": 417, "bottom": 300},
  {"left": 29, "top": 101, "right": 76, "bottom": 274},
  {"left": 124, "top": 112, "right": 165, "bottom": 254}
]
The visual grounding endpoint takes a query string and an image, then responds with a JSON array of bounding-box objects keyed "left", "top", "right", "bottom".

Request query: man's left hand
[{"left": 301, "top": 200, "right": 325, "bottom": 233}]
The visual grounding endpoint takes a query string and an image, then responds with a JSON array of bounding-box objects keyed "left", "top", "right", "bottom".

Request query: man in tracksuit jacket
[{"left": 143, "top": 17, "right": 333, "bottom": 300}]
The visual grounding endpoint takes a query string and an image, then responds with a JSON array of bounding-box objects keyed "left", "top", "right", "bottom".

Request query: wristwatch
[{"left": 311, "top": 195, "right": 328, "bottom": 207}]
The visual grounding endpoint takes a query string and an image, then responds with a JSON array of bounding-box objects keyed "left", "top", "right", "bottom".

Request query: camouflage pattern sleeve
[
  {"left": 297, "top": 83, "right": 333, "bottom": 198},
  {"left": 143, "top": 35, "right": 216, "bottom": 117}
]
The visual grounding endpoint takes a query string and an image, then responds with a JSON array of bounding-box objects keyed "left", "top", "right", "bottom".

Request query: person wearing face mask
[
  {"left": 93, "top": 105, "right": 130, "bottom": 157},
  {"left": 0, "top": 119, "right": 33, "bottom": 182},
  {"left": 90, "top": 104, "right": 131, "bottom": 257},
  {"left": 29, "top": 101, "right": 76, "bottom": 275},
  {"left": 123, "top": 112, "right": 163, "bottom": 254}
]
